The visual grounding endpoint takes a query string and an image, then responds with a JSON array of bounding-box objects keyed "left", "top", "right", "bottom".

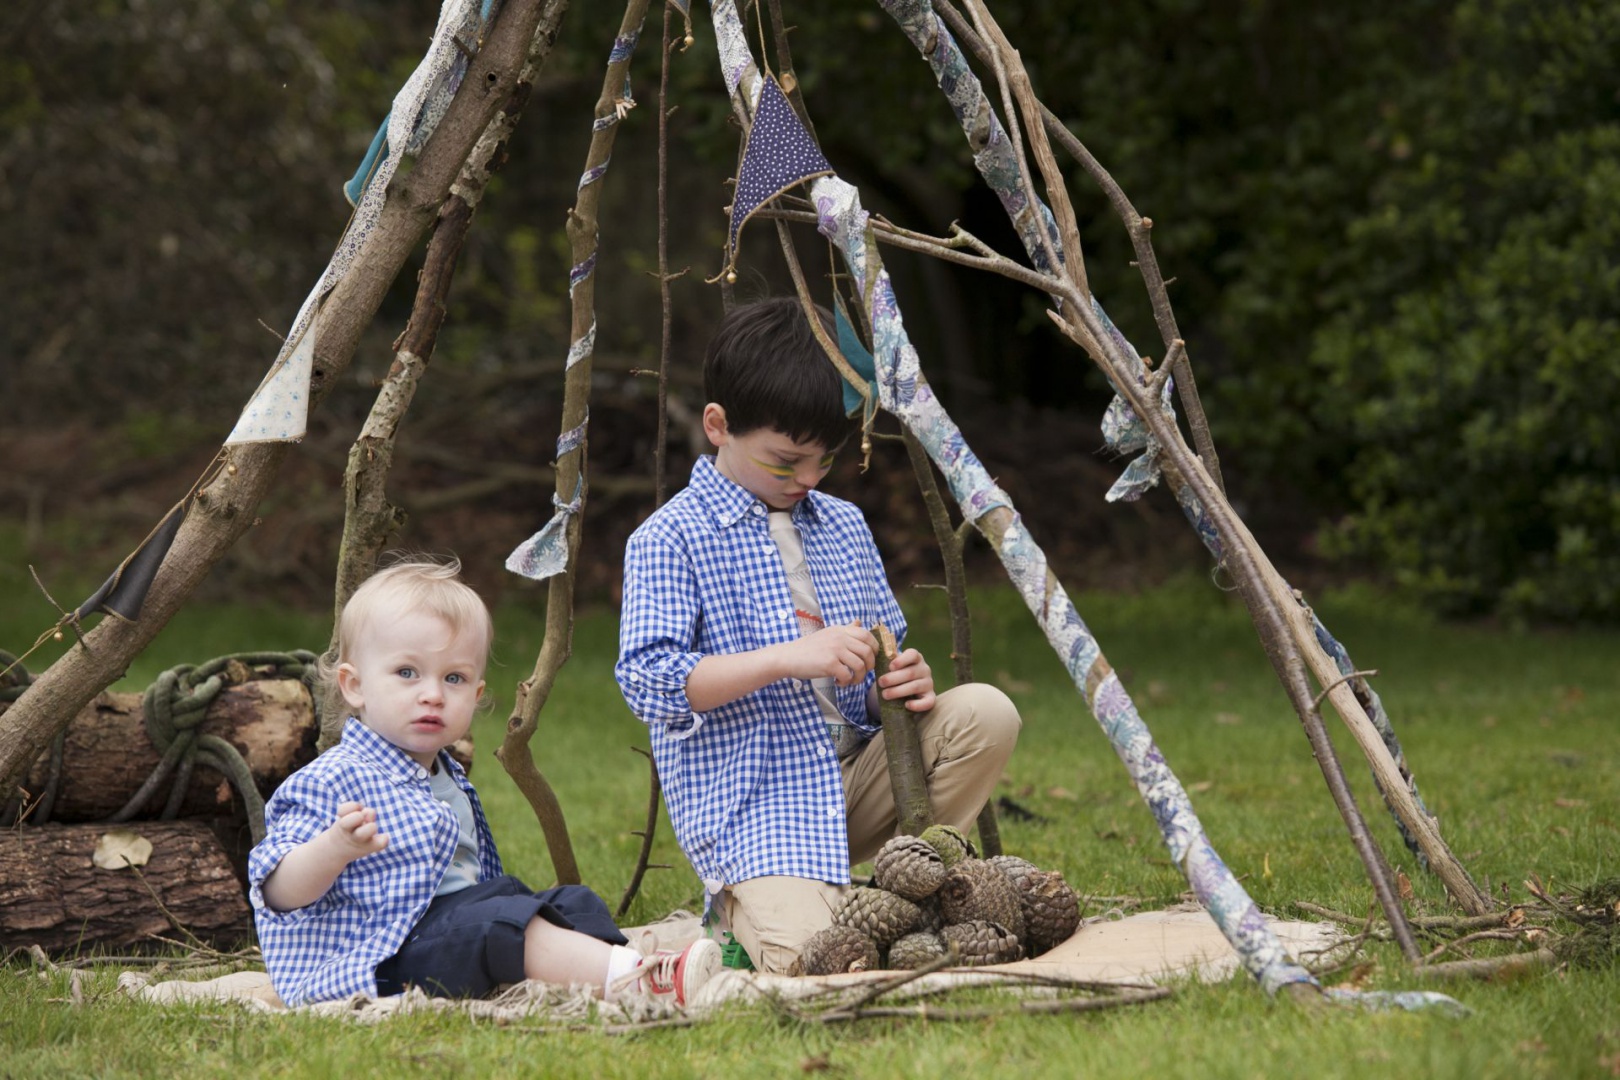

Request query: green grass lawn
[{"left": 3, "top": 576, "right": 1617, "bottom": 1078}]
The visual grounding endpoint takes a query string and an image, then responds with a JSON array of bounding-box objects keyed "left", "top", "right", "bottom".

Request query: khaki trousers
[{"left": 723, "top": 683, "right": 1020, "bottom": 974}]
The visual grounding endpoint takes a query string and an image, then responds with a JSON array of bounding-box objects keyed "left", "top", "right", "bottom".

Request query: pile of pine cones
[{"left": 791, "top": 825, "right": 1083, "bottom": 976}]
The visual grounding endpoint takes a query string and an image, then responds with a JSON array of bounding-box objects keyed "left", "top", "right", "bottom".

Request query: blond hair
[{"left": 316, "top": 556, "right": 493, "bottom": 723}]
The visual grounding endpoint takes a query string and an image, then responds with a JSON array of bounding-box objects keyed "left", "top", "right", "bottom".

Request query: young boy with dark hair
[{"left": 615, "top": 298, "right": 1021, "bottom": 974}]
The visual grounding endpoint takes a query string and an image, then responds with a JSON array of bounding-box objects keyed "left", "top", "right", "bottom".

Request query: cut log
[
  {"left": 0, "top": 679, "right": 318, "bottom": 824},
  {"left": 0, "top": 820, "right": 254, "bottom": 957}
]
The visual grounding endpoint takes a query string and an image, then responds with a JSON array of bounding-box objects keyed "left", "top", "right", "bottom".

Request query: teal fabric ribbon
[
  {"left": 344, "top": 113, "right": 391, "bottom": 207},
  {"left": 836, "top": 303, "right": 878, "bottom": 417}
]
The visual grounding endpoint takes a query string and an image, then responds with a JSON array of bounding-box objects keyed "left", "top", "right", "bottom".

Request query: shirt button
[
  {"left": 780, "top": 609, "right": 792, "bottom": 621},
  {"left": 752, "top": 504, "right": 764, "bottom": 516},
  {"left": 816, "top": 745, "right": 828, "bottom": 757},
  {"left": 826, "top": 807, "right": 839, "bottom": 818}
]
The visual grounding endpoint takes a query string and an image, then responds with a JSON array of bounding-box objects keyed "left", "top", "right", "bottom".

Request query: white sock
[{"left": 602, "top": 944, "right": 643, "bottom": 1001}]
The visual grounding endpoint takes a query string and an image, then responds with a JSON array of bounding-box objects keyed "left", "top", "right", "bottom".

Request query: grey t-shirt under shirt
[{"left": 429, "top": 762, "right": 480, "bottom": 896}]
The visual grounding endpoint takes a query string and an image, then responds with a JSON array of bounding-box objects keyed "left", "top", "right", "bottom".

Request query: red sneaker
[{"left": 618, "top": 938, "right": 723, "bottom": 1006}]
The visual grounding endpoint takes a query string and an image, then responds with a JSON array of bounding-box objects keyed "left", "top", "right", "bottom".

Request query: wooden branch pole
[
  {"left": 330, "top": 200, "right": 473, "bottom": 621},
  {"left": 893, "top": 0, "right": 1486, "bottom": 918},
  {"left": 617, "top": 2, "right": 687, "bottom": 920},
  {"left": 874, "top": 624, "right": 931, "bottom": 837},
  {"left": 327, "top": 26, "right": 548, "bottom": 750},
  {"left": 932, "top": 0, "right": 1223, "bottom": 496},
  {"left": 901, "top": 427, "right": 1001, "bottom": 855},
  {"left": 955, "top": 3, "right": 1432, "bottom": 946},
  {"left": 0, "top": 0, "right": 572, "bottom": 802},
  {"left": 500, "top": 0, "right": 652, "bottom": 887}
]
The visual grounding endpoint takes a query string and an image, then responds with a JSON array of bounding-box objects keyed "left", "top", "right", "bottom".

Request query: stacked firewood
[{"left": 0, "top": 666, "right": 320, "bottom": 957}]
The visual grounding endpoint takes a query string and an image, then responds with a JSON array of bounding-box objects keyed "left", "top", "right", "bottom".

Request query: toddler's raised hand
[
  {"left": 328, "top": 800, "right": 389, "bottom": 861},
  {"left": 784, "top": 620, "right": 877, "bottom": 686}
]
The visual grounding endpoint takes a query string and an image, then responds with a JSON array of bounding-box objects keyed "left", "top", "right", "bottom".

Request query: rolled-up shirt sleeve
[
  {"left": 247, "top": 772, "right": 338, "bottom": 920},
  {"left": 616, "top": 530, "right": 707, "bottom": 734}
]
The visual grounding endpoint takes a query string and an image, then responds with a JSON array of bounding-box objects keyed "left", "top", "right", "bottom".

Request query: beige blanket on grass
[{"left": 117, "top": 905, "right": 1341, "bottom": 1022}]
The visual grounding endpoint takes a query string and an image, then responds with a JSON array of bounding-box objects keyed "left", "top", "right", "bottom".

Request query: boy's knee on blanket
[{"left": 725, "top": 876, "right": 845, "bottom": 975}]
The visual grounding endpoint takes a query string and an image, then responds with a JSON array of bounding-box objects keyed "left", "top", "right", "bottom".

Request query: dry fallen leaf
[
  {"left": 1214, "top": 712, "right": 1243, "bottom": 726},
  {"left": 93, "top": 829, "right": 153, "bottom": 870},
  {"left": 1342, "top": 961, "right": 1376, "bottom": 989},
  {"left": 1047, "top": 786, "right": 1078, "bottom": 801},
  {"left": 1189, "top": 780, "right": 1215, "bottom": 793},
  {"left": 1554, "top": 797, "right": 1587, "bottom": 808},
  {"left": 1397, "top": 870, "right": 1414, "bottom": 901}
]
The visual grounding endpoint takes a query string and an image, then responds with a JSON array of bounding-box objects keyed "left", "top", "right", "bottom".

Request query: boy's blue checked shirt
[{"left": 615, "top": 456, "right": 907, "bottom": 898}]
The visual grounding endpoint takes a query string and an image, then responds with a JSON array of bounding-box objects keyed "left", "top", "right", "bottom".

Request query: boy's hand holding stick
[{"left": 873, "top": 624, "right": 933, "bottom": 836}]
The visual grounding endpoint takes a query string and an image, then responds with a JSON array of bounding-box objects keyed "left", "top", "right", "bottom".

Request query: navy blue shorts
[{"left": 374, "top": 875, "right": 628, "bottom": 998}]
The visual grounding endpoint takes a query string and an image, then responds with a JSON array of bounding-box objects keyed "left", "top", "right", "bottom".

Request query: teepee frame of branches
[{"left": 0, "top": 0, "right": 1487, "bottom": 1006}]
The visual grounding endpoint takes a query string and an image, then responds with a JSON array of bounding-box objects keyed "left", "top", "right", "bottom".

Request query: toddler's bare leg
[{"left": 523, "top": 917, "right": 617, "bottom": 993}]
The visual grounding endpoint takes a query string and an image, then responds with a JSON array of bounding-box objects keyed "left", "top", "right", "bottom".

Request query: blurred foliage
[
  {"left": 1, "top": 0, "right": 1614, "bottom": 620},
  {"left": 1305, "top": 0, "right": 1620, "bottom": 620}
]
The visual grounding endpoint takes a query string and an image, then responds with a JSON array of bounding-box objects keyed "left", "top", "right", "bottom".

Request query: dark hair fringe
[{"left": 703, "top": 297, "right": 855, "bottom": 450}]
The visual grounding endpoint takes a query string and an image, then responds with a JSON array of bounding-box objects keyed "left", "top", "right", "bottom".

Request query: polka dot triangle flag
[{"left": 728, "top": 74, "right": 834, "bottom": 256}]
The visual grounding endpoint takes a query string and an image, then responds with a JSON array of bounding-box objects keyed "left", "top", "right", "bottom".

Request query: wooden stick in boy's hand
[{"left": 874, "top": 624, "right": 932, "bottom": 836}]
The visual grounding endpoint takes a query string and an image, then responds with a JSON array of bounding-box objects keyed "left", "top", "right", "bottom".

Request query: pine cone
[
  {"left": 873, "top": 835, "right": 947, "bottom": 901},
  {"left": 939, "top": 858, "right": 1026, "bottom": 945},
  {"left": 1018, "top": 870, "right": 1082, "bottom": 955},
  {"left": 987, "top": 854, "right": 1040, "bottom": 885},
  {"left": 914, "top": 891, "right": 946, "bottom": 934},
  {"left": 887, "top": 931, "right": 948, "bottom": 970},
  {"left": 833, "top": 886, "right": 924, "bottom": 950},
  {"left": 918, "top": 824, "right": 977, "bottom": 868},
  {"left": 941, "top": 920, "right": 1022, "bottom": 966},
  {"left": 988, "top": 856, "right": 1081, "bottom": 955},
  {"left": 793, "top": 925, "right": 880, "bottom": 976}
]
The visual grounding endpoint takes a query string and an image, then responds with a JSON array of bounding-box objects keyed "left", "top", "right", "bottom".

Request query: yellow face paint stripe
[{"left": 748, "top": 453, "right": 837, "bottom": 479}]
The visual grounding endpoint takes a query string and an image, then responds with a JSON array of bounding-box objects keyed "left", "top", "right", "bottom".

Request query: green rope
[
  {"left": 2, "top": 649, "right": 318, "bottom": 838},
  {"left": 112, "top": 650, "right": 320, "bottom": 843},
  {"left": 0, "top": 650, "right": 34, "bottom": 703}
]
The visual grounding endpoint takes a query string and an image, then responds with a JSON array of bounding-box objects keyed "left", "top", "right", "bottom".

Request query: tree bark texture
[
  {"left": 0, "top": 0, "right": 571, "bottom": 801},
  {"left": 0, "top": 681, "right": 315, "bottom": 826},
  {"left": 874, "top": 624, "right": 931, "bottom": 837},
  {"left": 501, "top": 0, "right": 653, "bottom": 888},
  {"left": 900, "top": 427, "right": 1002, "bottom": 855},
  {"left": 0, "top": 820, "right": 254, "bottom": 957}
]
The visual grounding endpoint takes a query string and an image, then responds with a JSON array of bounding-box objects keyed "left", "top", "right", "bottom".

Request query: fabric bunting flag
[
  {"left": 225, "top": 0, "right": 492, "bottom": 446},
  {"left": 727, "top": 74, "right": 833, "bottom": 257},
  {"left": 835, "top": 303, "right": 878, "bottom": 416},
  {"left": 74, "top": 497, "right": 191, "bottom": 623},
  {"left": 225, "top": 317, "right": 317, "bottom": 444}
]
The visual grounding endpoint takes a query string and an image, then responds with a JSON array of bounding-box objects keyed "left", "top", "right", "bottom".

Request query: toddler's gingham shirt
[
  {"left": 248, "top": 717, "right": 503, "bottom": 1005},
  {"left": 615, "top": 455, "right": 907, "bottom": 895}
]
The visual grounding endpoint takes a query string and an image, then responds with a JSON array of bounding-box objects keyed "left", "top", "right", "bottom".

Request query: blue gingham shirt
[
  {"left": 615, "top": 455, "right": 906, "bottom": 894},
  {"left": 247, "top": 717, "right": 503, "bottom": 1006}
]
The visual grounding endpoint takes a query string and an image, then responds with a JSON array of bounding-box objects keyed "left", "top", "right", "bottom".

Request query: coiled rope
[{"left": 1, "top": 650, "right": 319, "bottom": 842}]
